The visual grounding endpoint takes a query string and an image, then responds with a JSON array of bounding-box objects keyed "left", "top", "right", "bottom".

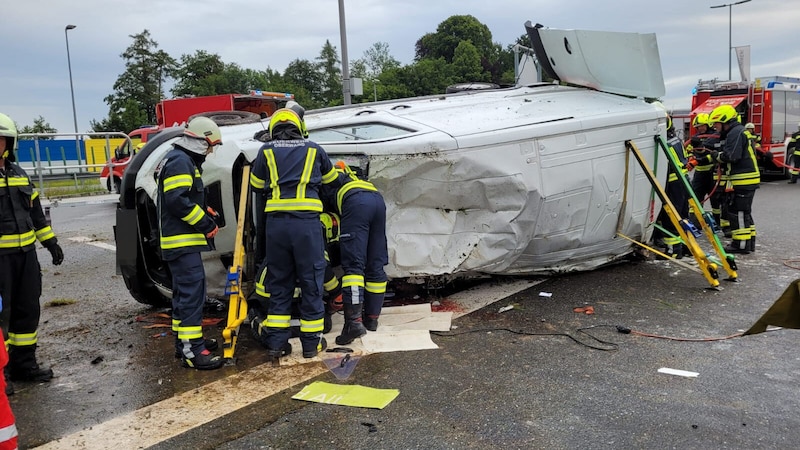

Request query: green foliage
[
  {"left": 100, "top": 30, "right": 176, "bottom": 131},
  {"left": 87, "top": 15, "right": 531, "bottom": 130},
  {"left": 317, "top": 40, "right": 342, "bottom": 107},
  {"left": 19, "top": 116, "right": 57, "bottom": 139}
]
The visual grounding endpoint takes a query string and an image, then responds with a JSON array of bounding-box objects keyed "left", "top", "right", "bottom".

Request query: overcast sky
[{"left": 3, "top": 0, "right": 798, "bottom": 134}]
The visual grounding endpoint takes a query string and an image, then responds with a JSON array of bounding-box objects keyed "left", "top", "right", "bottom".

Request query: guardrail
[{"left": 17, "top": 131, "right": 131, "bottom": 196}]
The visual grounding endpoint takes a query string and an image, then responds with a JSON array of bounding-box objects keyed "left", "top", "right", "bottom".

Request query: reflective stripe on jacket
[
  {"left": 249, "top": 139, "right": 338, "bottom": 213},
  {"left": 0, "top": 162, "right": 57, "bottom": 254},
  {"left": 157, "top": 147, "right": 215, "bottom": 261}
]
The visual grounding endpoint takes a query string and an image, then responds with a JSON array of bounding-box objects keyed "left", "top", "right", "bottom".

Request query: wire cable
[{"left": 431, "top": 325, "right": 619, "bottom": 351}]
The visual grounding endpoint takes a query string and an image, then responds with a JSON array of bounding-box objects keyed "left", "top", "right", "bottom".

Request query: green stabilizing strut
[{"left": 654, "top": 135, "right": 738, "bottom": 279}]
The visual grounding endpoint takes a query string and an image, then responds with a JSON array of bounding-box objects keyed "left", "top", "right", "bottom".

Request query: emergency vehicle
[
  {"left": 115, "top": 23, "right": 672, "bottom": 307},
  {"left": 99, "top": 91, "right": 294, "bottom": 193},
  {"left": 689, "top": 76, "right": 800, "bottom": 176}
]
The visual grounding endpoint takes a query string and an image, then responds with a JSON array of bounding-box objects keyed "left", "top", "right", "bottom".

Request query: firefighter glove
[
  {"left": 45, "top": 242, "right": 64, "bottom": 265},
  {"left": 206, "top": 225, "right": 219, "bottom": 239},
  {"left": 690, "top": 137, "right": 702, "bottom": 149}
]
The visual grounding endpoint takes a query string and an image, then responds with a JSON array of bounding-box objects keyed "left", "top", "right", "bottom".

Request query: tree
[
  {"left": 415, "top": 15, "right": 494, "bottom": 64},
  {"left": 283, "top": 58, "right": 324, "bottom": 109},
  {"left": 316, "top": 40, "right": 342, "bottom": 107},
  {"left": 452, "top": 41, "right": 485, "bottom": 83},
  {"left": 171, "top": 50, "right": 226, "bottom": 97},
  {"left": 99, "top": 30, "right": 177, "bottom": 132},
  {"left": 352, "top": 42, "right": 400, "bottom": 80},
  {"left": 18, "top": 116, "right": 57, "bottom": 139}
]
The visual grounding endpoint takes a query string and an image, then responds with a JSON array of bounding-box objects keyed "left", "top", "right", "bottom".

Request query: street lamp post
[
  {"left": 710, "top": 0, "right": 752, "bottom": 81},
  {"left": 65, "top": 24, "right": 81, "bottom": 165},
  {"left": 338, "top": 0, "right": 351, "bottom": 105}
]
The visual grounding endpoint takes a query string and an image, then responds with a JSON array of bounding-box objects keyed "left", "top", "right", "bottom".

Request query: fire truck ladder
[
  {"left": 749, "top": 86, "right": 764, "bottom": 135},
  {"left": 222, "top": 165, "right": 252, "bottom": 361},
  {"left": 624, "top": 140, "right": 721, "bottom": 289},
  {"left": 653, "top": 135, "right": 738, "bottom": 281}
]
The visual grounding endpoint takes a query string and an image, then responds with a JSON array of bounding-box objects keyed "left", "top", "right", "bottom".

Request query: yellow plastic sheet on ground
[{"left": 292, "top": 381, "right": 399, "bottom": 409}]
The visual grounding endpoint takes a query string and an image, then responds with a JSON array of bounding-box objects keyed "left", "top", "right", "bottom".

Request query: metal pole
[
  {"left": 65, "top": 24, "right": 81, "bottom": 165},
  {"left": 338, "top": 0, "right": 351, "bottom": 105},
  {"left": 728, "top": 5, "right": 732, "bottom": 80}
]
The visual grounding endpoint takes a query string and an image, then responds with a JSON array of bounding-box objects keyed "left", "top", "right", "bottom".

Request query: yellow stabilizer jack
[
  {"left": 654, "top": 135, "right": 738, "bottom": 281},
  {"left": 625, "top": 140, "right": 720, "bottom": 288},
  {"left": 223, "top": 165, "right": 252, "bottom": 360}
]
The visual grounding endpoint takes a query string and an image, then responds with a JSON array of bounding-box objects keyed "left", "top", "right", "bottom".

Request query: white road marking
[
  {"left": 33, "top": 278, "right": 542, "bottom": 449},
  {"left": 68, "top": 236, "right": 116, "bottom": 251}
]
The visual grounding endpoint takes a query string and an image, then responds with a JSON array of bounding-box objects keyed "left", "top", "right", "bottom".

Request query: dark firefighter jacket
[
  {"left": 323, "top": 166, "right": 379, "bottom": 214},
  {"left": 717, "top": 122, "right": 760, "bottom": 190},
  {"left": 249, "top": 139, "right": 339, "bottom": 216},
  {"left": 156, "top": 147, "right": 217, "bottom": 261},
  {"left": 0, "top": 162, "right": 57, "bottom": 254}
]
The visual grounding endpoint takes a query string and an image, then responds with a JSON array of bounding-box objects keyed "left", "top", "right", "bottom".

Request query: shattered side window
[{"left": 309, "top": 123, "right": 414, "bottom": 142}]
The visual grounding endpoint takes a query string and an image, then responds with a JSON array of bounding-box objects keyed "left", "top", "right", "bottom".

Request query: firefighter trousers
[
  {"left": 727, "top": 189, "right": 756, "bottom": 245},
  {"left": 340, "top": 191, "right": 388, "bottom": 318},
  {"left": 263, "top": 214, "right": 326, "bottom": 353},
  {"left": 166, "top": 252, "right": 207, "bottom": 357},
  {"left": 0, "top": 250, "right": 43, "bottom": 368}
]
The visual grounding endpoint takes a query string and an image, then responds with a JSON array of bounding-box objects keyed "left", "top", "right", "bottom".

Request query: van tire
[{"left": 188, "top": 110, "right": 262, "bottom": 126}]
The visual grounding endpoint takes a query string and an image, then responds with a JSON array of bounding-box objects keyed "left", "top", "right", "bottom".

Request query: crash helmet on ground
[
  {"left": 184, "top": 116, "right": 222, "bottom": 147},
  {"left": 268, "top": 108, "right": 303, "bottom": 140},
  {"left": 0, "top": 113, "right": 18, "bottom": 161},
  {"left": 744, "top": 122, "right": 755, "bottom": 130},
  {"left": 692, "top": 113, "right": 709, "bottom": 128},
  {"left": 708, "top": 104, "right": 739, "bottom": 124}
]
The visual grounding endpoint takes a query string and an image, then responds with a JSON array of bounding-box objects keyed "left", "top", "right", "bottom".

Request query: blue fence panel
[{"left": 17, "top": 139, "right": 85, "bottom": 163}]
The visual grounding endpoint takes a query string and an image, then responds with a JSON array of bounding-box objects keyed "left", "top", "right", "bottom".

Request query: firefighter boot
[
  {"left": 725, "top": 240, "right": 751, "bottom": 255},
  {"left": 181, "top": 339, "right": 224, "bottom": 370},
  {"left": 175, "top": 337, "right": 219, "bottom": 359},
  {"left": 335, "top": 304, "right": 367, "bottom": 345},
  {"left": 363, "top": 312, "right": 379, "bottom": 332},
  {"left": 8, "top": 346, "right": 54, "bottom": 382},
  {"left": 749, "top": 236, "right": 756, "bottom": 253},
  {"left": 301, "top": 335, "right": 328, "bottom": 359}
]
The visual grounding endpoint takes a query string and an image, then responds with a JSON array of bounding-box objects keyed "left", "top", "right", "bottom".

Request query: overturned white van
[{"left": 115, "top": 22, "right": 668, "bottom": 306}]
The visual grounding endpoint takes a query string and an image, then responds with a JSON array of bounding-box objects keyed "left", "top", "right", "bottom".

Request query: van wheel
[{"left": 188, "top": 110, "right": 262, "bottom": 126}]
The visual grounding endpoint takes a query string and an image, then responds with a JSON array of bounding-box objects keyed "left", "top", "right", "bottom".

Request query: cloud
[{"left": 2, "top": 0, "right": 798, "bottom": 134}]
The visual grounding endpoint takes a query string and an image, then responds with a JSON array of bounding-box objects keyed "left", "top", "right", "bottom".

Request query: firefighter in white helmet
[{"left": 156, "top": 116, "right": 225, "bottom": 370}]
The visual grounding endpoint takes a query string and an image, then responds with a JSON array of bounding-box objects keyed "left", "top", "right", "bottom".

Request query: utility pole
[
  {"left": 65, "top": 24, "right": 81, "bottom": 165},
  {"left": 338, "top": 0, "right": 351, "bottom": 105}
]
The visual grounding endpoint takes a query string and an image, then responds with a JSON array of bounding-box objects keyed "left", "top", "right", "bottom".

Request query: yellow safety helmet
[
  {"left": 268, "top": 108, "right": 303, "bottom": 140},
  {"left": 692, "top": 113, "right": 709, "bottom": 128},
  {"left": 0, "top": 112, "right": 18, "bottom": 161},
  {"left": 184, "top": 116, "right": 222, "bottom": 147},
  {"left": 319, "top": 212, "right": 340, "bottom": 242},
  {"left": 708, "top": 104, "right": 738, "bottom": 124}
]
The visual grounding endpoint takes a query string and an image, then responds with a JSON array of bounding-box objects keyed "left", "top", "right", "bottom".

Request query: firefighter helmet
[
  {"left": 268, "top": 108, "right": 303, "bottom": 140},
  {"left": 0, "top": 113, "right": 18, "bottom": 162},
  {"left": 286, "top": 101, "right": 309, "bottom": 138},
  {"left": 692, "top": 113, "right": 709, "bottom": 128},
  {"left": 184, "top": 116, "right": 223, "bottom": 147},
  {"left": 708, "top": 104, "right": 738, "bottom": 124},
  {"left": 744, "top": 122, "right": 755, "bottom": 130}
]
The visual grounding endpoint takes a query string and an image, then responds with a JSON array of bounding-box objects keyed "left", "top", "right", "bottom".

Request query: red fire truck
[
  {"left": 100, "top": 91, "right": 293, "bottom": 192},
  {"left": 689, "top": 76, "right": 800, "bottom": 176}
]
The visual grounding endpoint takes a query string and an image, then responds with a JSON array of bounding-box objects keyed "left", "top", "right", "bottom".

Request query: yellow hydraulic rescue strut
[
  {"left": 654, "top": 135, "right": 738, "bottom": 281},
  {"left": 222, "top": 165, "right": 252, "bottom": 360},
  {"left": 624, "top": 140, "right": 720, "bottom": 288}
]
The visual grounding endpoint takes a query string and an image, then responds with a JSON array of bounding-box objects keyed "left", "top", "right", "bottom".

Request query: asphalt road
[{"left": 11, "top": 181, "right": 800, "bottom": 449}]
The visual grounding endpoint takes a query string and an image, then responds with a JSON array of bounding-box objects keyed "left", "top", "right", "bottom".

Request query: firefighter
[
  {"left": 788, "top": 122, "right": 800, "bottom": 184},
  {"left": 708, "top": 104, "right": 760, "bottom": 254},
  {"left": 687, "top": 113, "right": 726, "bottom": 233},
  {"left": 156, "top": 116, "right": 224, "bottom": 370},
  {"left": 249, "top": 108, "right": 340, "bottom": 359},
  {"left": 322, "top": 161, "right": 388, "bottom": 343},
  {"left": 653, "top": 113, "right": 690, "bottom": 258},
  {"left": 248, "top": 211, "right": 343, "bottom": 350},
  {"left": 0, "top": 113, "right": 63, "bottom": 389}
]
